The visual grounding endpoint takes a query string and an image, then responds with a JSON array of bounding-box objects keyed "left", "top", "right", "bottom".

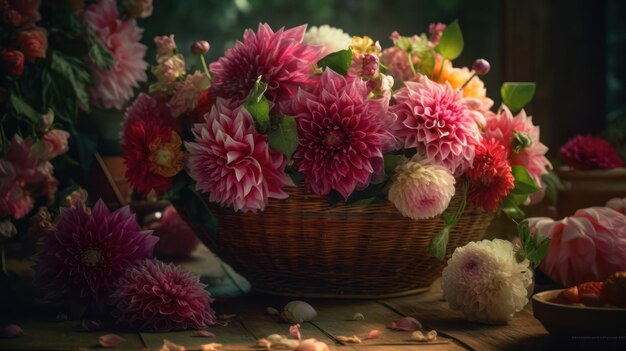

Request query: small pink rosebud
[
  {"left": 472, "top": 58, "right": 490, "bottom": 75},
  {"left": 191, "top": 40, "right": 210, "bottom": 55},
  {"left": 389, "top": 31, "right": 400, "bottom": 41}
]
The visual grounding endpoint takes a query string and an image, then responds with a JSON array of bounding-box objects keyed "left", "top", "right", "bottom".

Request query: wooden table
[{"left": 0, "top": 274, "right": 553, "bottom": 351}]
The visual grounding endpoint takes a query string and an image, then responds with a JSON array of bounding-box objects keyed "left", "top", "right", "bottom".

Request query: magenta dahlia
[
  {"left": 390, "top": 76, "right": 482, "bottom": 176},
  {"left": 209, "top": 23, "right": 323, "bottom": 112},
  {"left": 560, "top": 135, "right": 624, "bottom": 170},
  {"left": 290, "top": 69, "right": 391, "bottom": 198},
  {"left": 84, "top": 0, "right": 148, "bottom": 109},
  {"left": 111, "top": 259, "right": 216, "bottom": 331},
  {"left": 185, "top": 99, "right": 293, "bottom": 212},
  {"left": 32, "top": 200, "right": 158, "bottom": 317},
  {"left": 467, "top": 138, "right": 515, "bottom": 212}
]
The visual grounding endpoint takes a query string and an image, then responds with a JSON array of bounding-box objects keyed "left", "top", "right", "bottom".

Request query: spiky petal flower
[
  {"left": 303, "top": 25, "right": 352, "bottom": 55},
  {"left": 467, "top": 139, "right": 515, "bottom": 212},
  {"left": 290, "top": 69, "right": 391, "bottom": 198},
  {"left": 111, "top": 259, "right": 216, "bottom": 331},
  {"left": 122, "top": 94, "right": 183, "bottom": 196},
  {"left": 390, "top": 76, "right": 482, "bottom": 176},
  {"left": 32, "top": 200, "right": 158, "bottom": 317},
  {"left": 442, "top": 239, "right": 533, "bottom": 324},
  {"left": 185, "top": 99, "right": 293, "bottom": 212},
  {"left": 84, "top": 0, "right": 148, "bottom": 109},
  {"left": 560, "top": 135, "right": 624, "bottom": 170},
  {"left": 209, "top": 23, "right": 323, "bottom": 111},
  {"left": 388, "top": 156, "right": 456, "bottom": 220}
]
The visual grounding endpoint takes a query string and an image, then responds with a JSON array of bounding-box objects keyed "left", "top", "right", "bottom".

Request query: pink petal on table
[
  {"left": 160, "top": 339, "right": 186, "bottom": 351},
  {"left": 389, "top": 317, "right": 422, "bottom": 331},
  {"left": 363, "top": 329, "right": 381, "bottom": 340},
  {"left": 98, "top": 334, "right": 125, "bottom": 348},
  {"left": 336, "top": 335, "right": 362, "bottom": 344},
  {"left": 2, "top": 324, "right": 23, "bottom": 338},
  {"left": 194, "top": 330, "right": 216, "bottom": 338},
  {"left": 289, "top": 323, "right": 302, "bottom": 340},
  {"left": 295, "top": 339, "right": 330, "bottom": 351},
  {"left": 256, "top": 338, "right": 272, "bottom": 350},
  {"left": 200, "top": 343, "right": 222, "bottom": 351}
]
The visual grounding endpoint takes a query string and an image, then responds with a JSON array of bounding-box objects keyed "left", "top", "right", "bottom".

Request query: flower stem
[
  {"left": 435, "top": 58, "right": 446, "bottom": 82},
  {"left": 407, "top": 53, "right": 417, "bottom": 78},
  {"left": 458, "top": 73, "right": 477, "bottom": 92},
  {"left": 199, "top": 55, "right": 211, "bottom": 80}
]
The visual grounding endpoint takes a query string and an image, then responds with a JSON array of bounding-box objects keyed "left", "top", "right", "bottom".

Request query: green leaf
[
  {"left": 435, "top": 20, "right": 464, "bottom": 60},
  {"left": 394, "top": 37, "right": 413, "bottom": 52},
  {"left": 417, "top": 49, "right": 435, "bottom": 77},
  {"left": 501, "top": 82, "right": 536, "bottom": 114},
  {"left": 86, "top": 25, "right": 115, "bottom": 70},
  {"left": 73, "top": 131, "right": 98, "bottom": 175},
  {"left": 245, "top": 77, "right": 271, "bottom": 133},
  {"left": 542, "top": 170, "right": 564, "bottom": 206},
  {"left": 442, "top": 212, "right": 454, "bottom": 226},
  {"left": 9, "top": 95, "right": 42, "bottom": 125},
  {"left": 317, "top": 49, "right": 353, "bottom": 76},
  {"left": 345, "top": 181, "right": 388, "bottom": 205},
  {"left": 383, "top": 154, "right": 405, "bottom": 175},
  {"left": 511, "top": 165, "right": 540, "bottom": 195},
  {"left": 44, "top": 51, "right": 92, "bottom": 121},
  {"left": 429, "top": 226, "right": 450, "bottom": 261},
  {"left": 268, "top": 116, "right": 298, "bottom": 159},
  {"left": 517, "top": 221, "right": 551, "bottom": 268},
  {"left": 527, "top": 236, "right": 551, "bottom": 269},
  {"left": 500, "top": 197, "right": 526, "bottom": 220}
]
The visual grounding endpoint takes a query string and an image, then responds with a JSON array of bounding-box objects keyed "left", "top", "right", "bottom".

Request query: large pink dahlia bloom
[
  {"left": 111, "top": 259, "right": 216, "bottom": 331},
  {"left": 484, "top": 106, "right": 552, "bottom": 202},
  {"left": 209, "top": 23, "right": 323, "bottom": 112},
  {"left": 185, "top": 99, "right": 293, "bottom": 212},
  {"left": 390, "top": 76, "right": 482, "bottom": 176},
  {"left": 32, "top": 200, "right": 158, "bottom": 316},
  {"left": 290, "top": 69, "right": 391, "bottom": 198},
  {"left": 84, "top": 0, "right": 148, "bottom": 110}
]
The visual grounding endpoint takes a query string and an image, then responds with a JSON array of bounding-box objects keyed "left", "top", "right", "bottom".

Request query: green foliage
[
  {"left": 501, "top": 82, "right": 536, "bottom": 114},
  {"left": 516, "top": 221, "right": 551, "bottom": 268},
  {"left": 383, "top": 154, "right": 405, "bottom": 175},
  {"left": 435, "top": 20, "right": 464, "bottom": 60},
  {"left": 267, "top": 116, "right": 298, "bottom": 159},
  {"left": 86, "top": 25, "right": 115, "bottom": 71},
  {"left": 317, "top": 49, "right": 353, "bottom": 76},
  {"left": 428, "top": 180, "right": 468, "bottom": 260},
  {"left": 499, "top": 166, "right": 541, "bottom": 220},
  {"left": 244, "top": 77, "right": 271, "bottom": 133},
  {"left": 9, "top": 94, "right": 42, "bottom": 125},
  {"left": 43, "top": 51, "right": 92, "bottom": 123},
  {"left": 326, "top": 180, "right": 389, "bottom": 207},
  {"left": 542, "top": 170, "right": 564, "bottom": 206},
  {"left": 71, "top": 129, "right": 98, "bottom": 175}
]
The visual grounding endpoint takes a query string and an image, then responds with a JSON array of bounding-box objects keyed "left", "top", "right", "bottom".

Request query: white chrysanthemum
[
  {"left": 303, "top": 25, "right": 352, "bottom": 55},
  {"left": 388, "top": 156, "right": 456, "bottom": 220},
  {"left": 441, "top": 239, "right": 533, "bottom": 324}
]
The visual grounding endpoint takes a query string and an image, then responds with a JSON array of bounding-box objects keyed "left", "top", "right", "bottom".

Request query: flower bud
[
  {"left": 122, "top": 0, "right": 153, "bottom": 19},
  {"left": 190, "top": 40, "right": 210, "bottom": 55},
  {"left": 511, "top": 130, "right": 533, "bottom": 154},
  {"left": 472, "top": 58, "right": 490, "bottom": 75},
  {"left": 16, "top": 27, "right": 48, "bottom": 62},
  {"left": 0, "top": 49, "right": 25, "bottom": 76}
]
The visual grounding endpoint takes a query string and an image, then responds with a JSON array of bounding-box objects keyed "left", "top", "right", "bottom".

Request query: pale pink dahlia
[
  {"left": 209, "top": 23, "right": 323, "bottom": 112},
  {"left": 185, "top": 99, "right": 293, "bottom": 212},
  {"left": 84, "top": 0, "right": 148, "bottom": 110},
  {"left": 290, "top": 69, "right": 391, "bottom": 198},
  {"left": 32, "top": 200, "right": 158, "bottom": 316},
  {"left": 390, "top": 76, "right": 482, "bottom": 175},
  {"left": 388, "top": 156, "right": 456, "bottom": 220},
  {"left": 111, "top": 259, "right": 216, "bottom": 331},
  {"left": 484, "top": 106, "right": 552, "bottom": 202}
]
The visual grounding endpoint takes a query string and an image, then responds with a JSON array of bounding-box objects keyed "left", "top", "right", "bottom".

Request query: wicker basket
[{"left": 188, "top": 184, "right": 493, "bottom": 299}]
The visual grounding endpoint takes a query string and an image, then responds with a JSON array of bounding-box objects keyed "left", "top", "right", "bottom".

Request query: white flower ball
[
  {"left": 441, "top": 239, "right": 533, "bottom": 324},
  {"left": 303, "top": 25, "right": 352, "bottom": 55}
]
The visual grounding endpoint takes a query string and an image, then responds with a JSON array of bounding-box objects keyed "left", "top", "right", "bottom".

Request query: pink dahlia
[
  {"left": 149, "top": 206, "right": 200, "bottom": 258},
  {"left": 527, "top": 207, "right": 626, "bottom": 287},
  {"left": 467, "top": 138, "right": 515, "bottom": 212},
  {"left": 186, "top": 99, "right": 293, "bottom": 212},
  {"left": 390, "top": 76, "right": 482, "bottom": 175},
  {"left": 84, "top": 0, "right": 148, "bottom": 110},
  {"left": 606, "top": 197, "right": 626, "bottom": 215},
  {"left": 560, "top": 135, "right": 624, "bottom": 170},
  {"left": 484, "top": 106, "right": 552, "bottom": 202},
  {"left": 121, "top": 94, "right": 184, "bottom": 196},
  {"left": 111, "top": 259, "right": 216, "bottom": 331},
  {"left": 209, "top": 23, "right": 323, "bottom": 112},
  {"left": 290, "top": 69, "right": 391, "bottom": 198},
  {"left": 381, "top": 46, "right": 415, "bottom": 82},
  {"left": 32, "top": 200, "right": 158, "bottom": 316}
]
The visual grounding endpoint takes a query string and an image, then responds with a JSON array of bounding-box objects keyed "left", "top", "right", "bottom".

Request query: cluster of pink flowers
[
  {"left": 122, "top": 21, "right": 553, "bottom": 219},
  {"left": 0, "top": 0, "right": 46, "bottom": 77}
]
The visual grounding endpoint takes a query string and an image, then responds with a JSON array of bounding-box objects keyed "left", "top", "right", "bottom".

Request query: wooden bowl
[{"left": 532, "top": 289, "right": 626, "bottom": 336}]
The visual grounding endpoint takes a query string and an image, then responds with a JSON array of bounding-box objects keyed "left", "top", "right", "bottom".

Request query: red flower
[
  {"left": 191, "top": 88, "right": 217, "bottom": 123},
  {"left": 16, "top": 27, "right": 47, "bottom": 62},
  {"left": 0, "top": 49, "right": 24, "bottom": 76},
  {"left": 467, "top": 138, "right": 515, "bottom": 212},
  {"left": 3, "top": 0, "right": 41, "bottom": 28},
  {"left": 560, "top": 135, "right": 624, "bottom": 170}
]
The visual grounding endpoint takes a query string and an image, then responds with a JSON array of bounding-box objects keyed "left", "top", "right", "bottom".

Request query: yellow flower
[
  {"left": 148, "top": 131, "right": 185, "bottom": 177},
  {"left": 349, "top": 36, "right": 381, "bottom": 56},
  {"left": 435, "top": 59, "right": 487, "bottom": 100}
]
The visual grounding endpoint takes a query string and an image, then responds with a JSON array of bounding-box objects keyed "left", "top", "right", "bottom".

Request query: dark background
[{"left": 137, "top": 0, "right": 625, "bottom": 159}]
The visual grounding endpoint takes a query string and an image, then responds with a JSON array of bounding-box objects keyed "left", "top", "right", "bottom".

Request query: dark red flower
[
  {"left": 467, "top": 138, "right": 515, "bottom": 212},
  {"left": 560, "top": 135, "right": 624, "bottom": 170},
  {"left": 0, "top": 49, "right": 24, "bottom": 76}
]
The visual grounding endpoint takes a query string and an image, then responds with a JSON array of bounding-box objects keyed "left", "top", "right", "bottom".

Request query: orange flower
[
  {"left": 148, "top": 131, "right": 184, "bottom": 178},
  {"left": 434, "top": 59, "right": 486, "bottom": 100}
]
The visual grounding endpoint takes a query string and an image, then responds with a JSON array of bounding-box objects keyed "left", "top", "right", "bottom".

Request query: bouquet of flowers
[
  {"left": 121, "top": 21, "right": 552, "bottom": 259},
  {"left": 0, "top": 0, "right": 150, "bottom": 231}
]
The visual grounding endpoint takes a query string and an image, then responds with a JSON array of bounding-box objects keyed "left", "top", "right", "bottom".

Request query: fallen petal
[
  {"left": 282, "top": 301, "right": 317, "bottom": 323},
  {"left": 217, "top": 314, "right": 236, "bottom": 320},
  {"left": 350, "top": 313, "right": 365, "bottom": 321},
  {"left": 161, "top": 339, "right": 186, "bottom": 351},
  {"left": 425, "top": 330, "right": 437, "bottom": 341},
  {"left": 289, "top": 324, "right": 302, "bottom": 340},
  {"left": 389, "top": 317, "right": 422, "bottom": 331},
  {"left": 98, "top": 334, "right": 125, "bottom": 348},
  {"left": 256, "top": 338, "right": 271, "bottom": 350},
  {"left": 194, "top": 330, "right": 216, "bottom": 338},
  {"left": 336, "top": 335, "right": 362, "bottom": 344},
  {"left": 267, "top": 334, "right": 284, "bottom": 344},
  {"left": 200, "top": 343, "right": 222, "bottom": 351},
  {"left": 363, "top": 329, "right": 381, "bottom": 340},
  {"left": 80, "top": 320, "right": 102, "bottom": 331},
  {"left": 295, "top": 339, "right": 330, "bottom": 351},
  {"left": 3, "top": 324, "right": 23, "bottom": 338},
  {"left": 410, "top": 331, "right": 426, "bottom": 341},
  {"left": 266, "top": 307, "right": 279, "bottom": 315}
]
